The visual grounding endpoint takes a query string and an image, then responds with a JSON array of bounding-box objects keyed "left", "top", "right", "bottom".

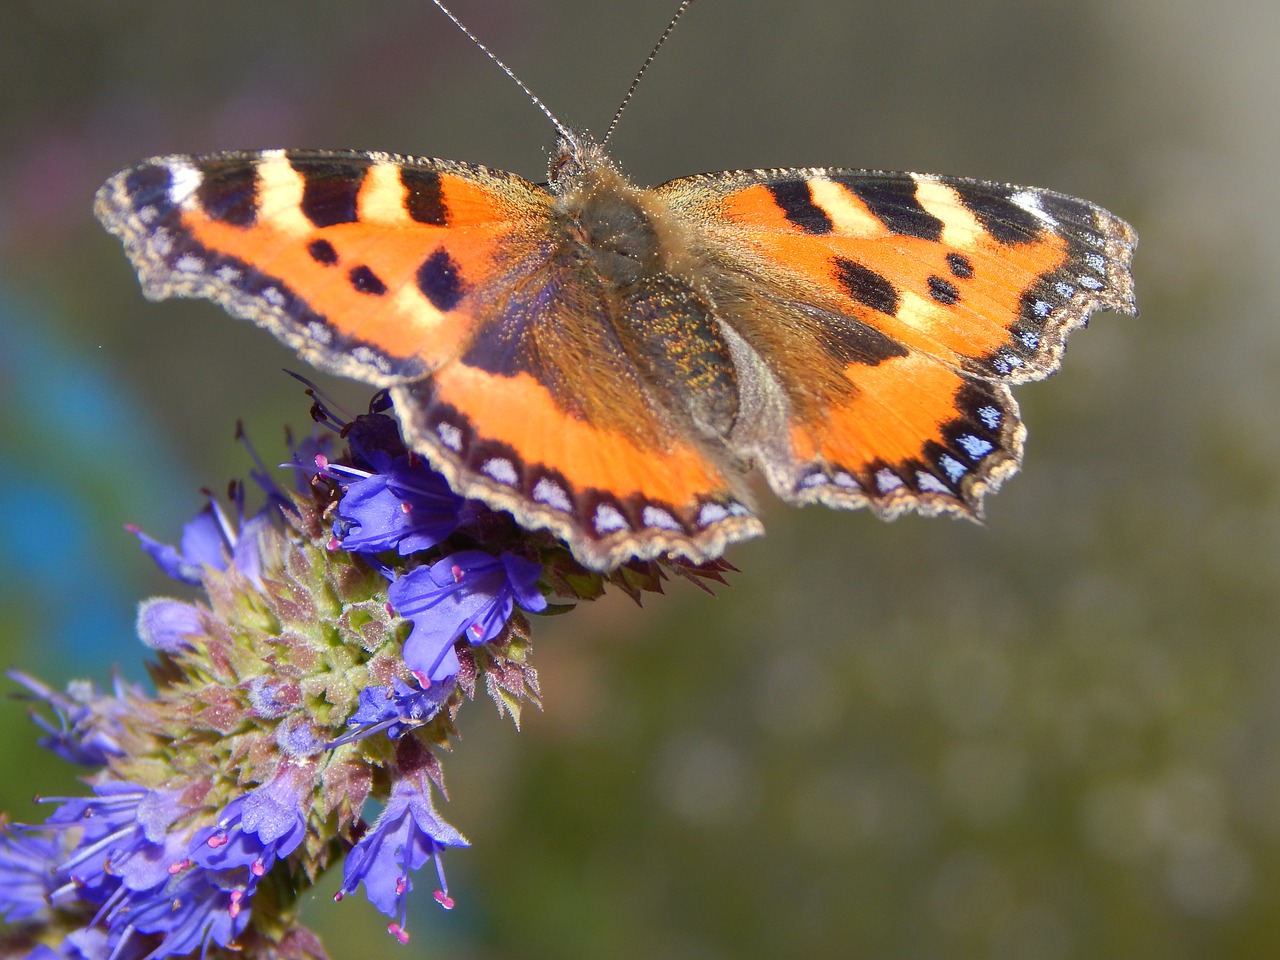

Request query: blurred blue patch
[{"left": 0, "top": 287, "right": 192, "bottom": 676}]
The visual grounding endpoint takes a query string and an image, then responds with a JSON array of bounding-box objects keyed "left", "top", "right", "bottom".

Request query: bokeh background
[{"left": 1, "top": 0, "right": 1275, "bottom": 957}]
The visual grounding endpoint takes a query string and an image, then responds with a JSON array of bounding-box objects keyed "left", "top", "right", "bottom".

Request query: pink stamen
[
  {"left": 327, "top": 536, "right": 342, "bottom": 551},
  {"left": 401, "top": 502, "right": 413, "bottom": 514},
  {"left": 314, "top": 453, "right": 330, "bottom": 470},
  {"left": 251, "top": 859, "right": 266, "bottom": 877},
  {"left": 451, "top": 564, "right": 464, "bottom": 583},
  {"left": 168, "top": 858, "right": 191, "bottom": 875},
  {"left": 433, "top": 890, "right": 456, "bottom": 910},
  {"left": 333, "top": 890, "right": 345, "bottom": 902},
  {"left": 206, "top": 833, "right": 228, "bottom": 849},
  {"left": 229, "top": 889, "right": 244, "bottom": 919},
  {"left": 388, "top": 922, "right": 411, "bottom": 945},
  {"left": 395, "top": 876, "right": 408, "bottom": 895}
]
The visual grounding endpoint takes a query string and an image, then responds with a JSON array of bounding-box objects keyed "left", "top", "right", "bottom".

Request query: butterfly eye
[{"left": 549, "top": 150, "right": 580, "bottom": 183}]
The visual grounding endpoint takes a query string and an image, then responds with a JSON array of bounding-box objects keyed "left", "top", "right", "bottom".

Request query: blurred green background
[{"left": 1, "top": 0, "right": 1274, "bottom": 957}]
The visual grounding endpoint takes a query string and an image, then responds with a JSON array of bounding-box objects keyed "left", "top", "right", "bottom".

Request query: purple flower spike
[
  {"left": 5, "top": 387, "right": 612, "bottom": 954},
  {"left": 332, "top": 454, "right": 464, "bottom": 557},
  {"left": 390, "top": 551, "right": 547, "bottom": 684},
  {"left": 335, "top": 771, "right": 467, "bottom": 944},
  {"left": 189, "top": 770, "right": 310, "bottom": 883}
]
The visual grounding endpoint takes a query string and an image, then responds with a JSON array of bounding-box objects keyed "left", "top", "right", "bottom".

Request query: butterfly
[{"left": 94, "top": 3, "right": 1136, "bottom": 573}]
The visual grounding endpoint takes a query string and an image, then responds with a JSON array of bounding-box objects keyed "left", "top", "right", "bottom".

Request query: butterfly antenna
[
  {"left": 601, "top": 0, "right": 697, "bottom": 146},
  {"left": 429, "top": 0, "right": 574, "bottom": 143}
]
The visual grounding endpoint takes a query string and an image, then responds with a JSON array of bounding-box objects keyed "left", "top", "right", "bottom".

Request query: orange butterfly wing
[
  {"left": 657, "top": 168, "right": 1137, "bottom": 517},
  {"left": 95, "top": 150, "right": 545, "bottom": 384},
  {"left": 95, "top": 150, "right": 760, "bottom": 570}
]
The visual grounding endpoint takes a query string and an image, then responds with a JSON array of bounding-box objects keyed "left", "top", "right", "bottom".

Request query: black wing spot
[
  {"left": 196, "top": 163, "right": 259, "bottom": 227},
  {"left": 946, "top": 252, "right": 974, "bottom": 279},
  {"left": 124, "top": 164, "right": 174, "bottom": 208},
  {"left": 417, "top": 249, "right": 464, "bottom": 311},
  {"left": 835, "top": 258, "right": 899, "bottom": 315},
  {"left": 954, "top": 187, "right": 1042, "bottom": 245},
  {"left": 766, "top": 181, "right": 833, "bottom": 235},
  {"left": 349, "top": 265, "right": 387, "bottom": 296},
  {"left": 401, "top": 168, "right": 450, "bottom": 226},
  {"left": 833, "top": 175, "right": 943, "bottom": 241},
  {"left": 291, "top": 153, "right": 370, "bottom": 227},
  {"left": 307, "top": 238, "right": 339, "bottom": 265},
  {"left": 928, "top": 275, "right": 960, "bottom": 305}
]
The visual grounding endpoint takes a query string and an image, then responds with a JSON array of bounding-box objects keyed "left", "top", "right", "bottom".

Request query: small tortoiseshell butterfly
[{"left": 95, "top": 1, "right": 1137, "bottom": 572}]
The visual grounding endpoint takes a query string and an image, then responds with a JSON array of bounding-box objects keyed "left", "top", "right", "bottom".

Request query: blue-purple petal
[
  {"left": 178, "top": 504, "right": 230, "bottom": 572},
  {"left": 231, "top": 511, "right": 272, "bottom": 586},
  {"left": 339, "top": 775, "right": 466, "bottom": 921},
  {"left": 391, "top": 551, "right": 546, "bottom": 682},
  {"left": 112, "top": 868, "right": 248, "bottom": 957},
  {"left": 336, "top": 455, "right": 462, "bottom": 557},
  {"left": 0, "top": 828, "right": 62, "bottom": 924},
  {"left": 135, "top": 598, "right": 202, "bottom": 653},
  {"left": 501, "top": 552, "right": 549, "bottom": 613},
  {"left": 341, "top": 679, "right": 453, "bottom": 742},
  {"left": 131, "top": 528, "right": 202, "bottom": 584}
]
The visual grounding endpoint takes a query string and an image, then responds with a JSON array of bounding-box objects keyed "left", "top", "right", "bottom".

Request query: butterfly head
[{"left": 547, "top": 131, "right": 617, "bottom": 192}]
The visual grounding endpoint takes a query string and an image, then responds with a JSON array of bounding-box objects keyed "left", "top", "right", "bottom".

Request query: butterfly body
[{"left": 97, "top": 125, "right": 1136, "bottom": 570}]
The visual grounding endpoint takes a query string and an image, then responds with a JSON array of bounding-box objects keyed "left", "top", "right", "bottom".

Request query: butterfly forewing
[{"left": 95, "top": 149, "right": 551, "bottom": 385}]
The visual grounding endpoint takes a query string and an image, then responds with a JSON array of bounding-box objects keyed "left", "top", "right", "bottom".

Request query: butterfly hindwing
[{"left": 391, "top": 243, "right": 762, "bottom": 570}]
